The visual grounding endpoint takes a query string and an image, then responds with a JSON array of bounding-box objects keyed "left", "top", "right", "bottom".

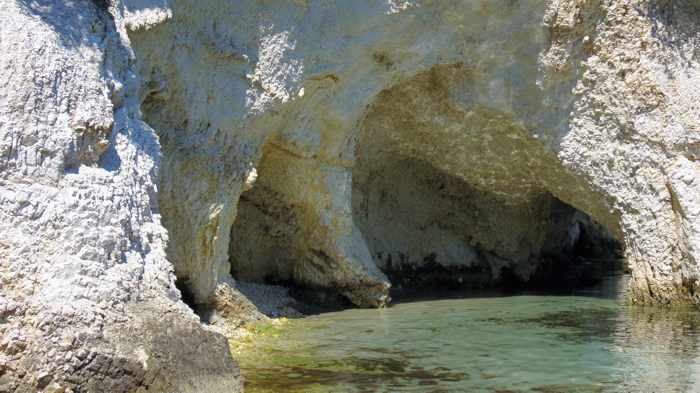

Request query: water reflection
[
  {"left": 234, "top": 274, "right": 700, "bottom": 393},
  {"left": 612, "top": 306, "right": 700, "bottom": 392}
]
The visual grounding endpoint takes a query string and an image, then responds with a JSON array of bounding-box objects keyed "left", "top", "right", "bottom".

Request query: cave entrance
[
  {"left": 352, "top": 64, "right": 624, "bottom": 300},
  {"left": 227, "top": 64, "right": 626, "bottom": 308},
  {"left": 351, "top": 154, "right": 623, "bottom": 299},
  {"left": 227, "top": 147, "right": 355, "bottom": 312},
  {"left": 228, "top": 170, "right": 298, "bottom": 286}
]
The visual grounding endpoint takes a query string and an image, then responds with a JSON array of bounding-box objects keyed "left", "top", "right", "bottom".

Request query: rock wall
[
  {"left": 130, "top": 0, "right": 700, "bottom": 307},
  {"left": 541, "top": 0, "right": 700, "bottom": 304},
  {"left": 0, "top": 1, "right": 239, "bottom": 391},
  {"left": 2, "top": 0, "right": 700, "bottom": 391}
]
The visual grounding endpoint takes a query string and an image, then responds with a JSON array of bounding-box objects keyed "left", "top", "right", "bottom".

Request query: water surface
[{"left": 235, "top": 277, "right": 700, "bottom": 392}]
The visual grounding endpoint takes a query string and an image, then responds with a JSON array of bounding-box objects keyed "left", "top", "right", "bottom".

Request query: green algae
[
  {"left": 234, "top": 318, "right": 468, "bottom": 392},
  {"left": 232, "top": 293, "right": 700, "bottom": 392}
]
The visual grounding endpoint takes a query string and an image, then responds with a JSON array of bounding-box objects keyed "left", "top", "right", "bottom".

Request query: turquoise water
[{"left": 236, "top": 277, "right": 700, "bottom": 392}]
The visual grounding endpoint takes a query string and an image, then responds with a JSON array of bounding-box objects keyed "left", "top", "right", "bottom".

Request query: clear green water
[{"left": 236, "top": 277, "right": 700, "bottom": 393}]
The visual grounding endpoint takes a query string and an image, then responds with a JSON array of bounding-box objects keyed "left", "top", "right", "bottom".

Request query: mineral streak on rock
[{"left": 1, "top": 0, "right": 699, "bottom": 391}]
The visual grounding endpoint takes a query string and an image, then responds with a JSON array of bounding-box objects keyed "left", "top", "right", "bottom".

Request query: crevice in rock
[
  {"left": 174, "top": 277, "right": 197, "bottom": 308},
  {"left": 174, "top": 277, "right": 210, "bottom": 320}
]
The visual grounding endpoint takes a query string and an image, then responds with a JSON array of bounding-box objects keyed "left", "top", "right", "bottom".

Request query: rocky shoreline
[{"left": 2, "top": 0, "right": 700, "bottom": 391}]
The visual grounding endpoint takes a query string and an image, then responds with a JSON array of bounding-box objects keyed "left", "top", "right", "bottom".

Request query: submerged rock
[{"left": 1, "top": 0, "right": 700, "bottom": 391}]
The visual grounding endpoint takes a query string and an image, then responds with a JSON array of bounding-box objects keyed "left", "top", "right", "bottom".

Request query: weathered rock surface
[
  {"left": 2, "top": 0, "right": 700, "bottom": 391},
  {"left": 0, "top": 1, "right": 239, "bottom": 391},
  {"left": 135, "top": 0, "right": 700, "bottom": 307}
]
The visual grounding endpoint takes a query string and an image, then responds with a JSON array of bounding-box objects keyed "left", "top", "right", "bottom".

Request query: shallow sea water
[{"left": 235, "top": 276, "right": 700, "bottom": 393}]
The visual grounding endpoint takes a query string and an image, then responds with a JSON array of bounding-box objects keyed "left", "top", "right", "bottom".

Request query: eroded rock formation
[
  {"left": 2, "top": 0, "right": 700, "bottom": 391},
  {"left": 352, "top": 64, "right": 620, "bottom": 290},
  {"left": 0, "top": 1, "right": 239, "bottom": 391}
]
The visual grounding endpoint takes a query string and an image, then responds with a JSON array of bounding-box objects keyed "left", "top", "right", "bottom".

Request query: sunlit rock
[{"left": 2, "top": 0, "right": 700, "bottom": 390}]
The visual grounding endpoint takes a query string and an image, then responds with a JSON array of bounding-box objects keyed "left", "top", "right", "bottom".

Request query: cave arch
[
  {"left": 352, "top": 64, "right": 623, "bottom": 295},
  {"left": 226, "top": 64, "right": 624, "bottom": 307}
]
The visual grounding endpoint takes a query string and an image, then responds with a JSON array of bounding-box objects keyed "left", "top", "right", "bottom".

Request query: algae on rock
[{"left": 2, "top": 0, "right": 700, "bottom": 391}]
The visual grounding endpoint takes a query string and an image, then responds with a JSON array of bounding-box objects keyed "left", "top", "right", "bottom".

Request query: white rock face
[
  {"left": 132, "top": 0, "right": 700, "bottom": 306},
  {"left": 0, "top": 1, "right": 239, "bottom": 391},
  {"left": 2, "top": 0, "right": 700, "bottom": 390}
]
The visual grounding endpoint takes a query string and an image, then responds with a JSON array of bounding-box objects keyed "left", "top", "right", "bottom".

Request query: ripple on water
[{"left": 234, "top": 295, "right": 700, "bottom": 393}]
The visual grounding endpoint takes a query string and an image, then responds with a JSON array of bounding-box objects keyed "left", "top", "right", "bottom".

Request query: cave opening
[
  {"left": 227, "top": 146, "right": 624, "bottom": 309},
  {"left": 226, "top": 65, "right": 626, "bottom": 310},
  {"left": 227, "top": 147, "right": 356, "bottom": 313},
  {"left": 351, "top": 154, "right": 623, "bottom": 301},
  {"left": 350, "top": 64, "right": 625, "bottom": 302}
]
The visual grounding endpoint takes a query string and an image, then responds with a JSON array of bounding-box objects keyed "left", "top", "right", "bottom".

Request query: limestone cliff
[
  {"left": 0, "top": 1, "right": 239, "bottom": 392},
  {"left": 1, "top": 0, "right": 699, "bottom": 391}
]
